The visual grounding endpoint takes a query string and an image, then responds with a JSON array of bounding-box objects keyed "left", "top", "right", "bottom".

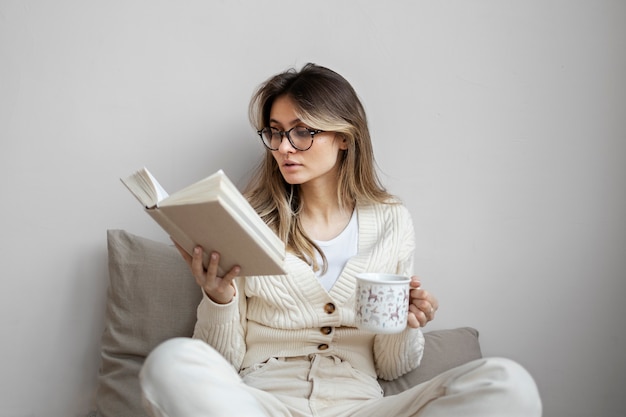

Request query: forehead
[{"left": 269, "top": 95, "right": 300, "bottom": 123}]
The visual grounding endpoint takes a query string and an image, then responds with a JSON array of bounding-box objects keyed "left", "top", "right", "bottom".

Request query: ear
[{"left": 337, "top": 134, "right": 349, "bottom": 150}]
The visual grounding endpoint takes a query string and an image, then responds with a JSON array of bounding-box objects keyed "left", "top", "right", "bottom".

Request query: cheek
[{"left": 309, "top": 149, "right": 339, "bottom": 168}]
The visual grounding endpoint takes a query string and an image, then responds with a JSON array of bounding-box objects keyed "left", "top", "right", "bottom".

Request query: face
[{"left": 268, "top": 95, "right": 347, "bottom": 188}]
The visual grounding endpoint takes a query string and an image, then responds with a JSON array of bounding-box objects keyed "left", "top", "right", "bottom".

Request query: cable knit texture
[{"left": 193, "top": 202, "right": 424, "bottom": 381}]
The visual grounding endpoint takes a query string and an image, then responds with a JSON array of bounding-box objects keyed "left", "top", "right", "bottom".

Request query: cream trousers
[{"left": 140, "top": 338, "right": 542, "bottom": 417}]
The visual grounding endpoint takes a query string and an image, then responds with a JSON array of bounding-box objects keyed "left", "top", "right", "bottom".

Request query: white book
[{"left": 121, "top": 167, "right": 286, "bottom": 276}]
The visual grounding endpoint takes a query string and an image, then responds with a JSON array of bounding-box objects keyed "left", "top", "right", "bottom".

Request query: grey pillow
[
  {"left": 379, "top": 327, "right": 482, "bottom": 395},
  {"left": 94, "top": 230, "right": 482, "bottom": 416},
  {"left": 96, "top": 230, "right": 202, "bottom": 417}
]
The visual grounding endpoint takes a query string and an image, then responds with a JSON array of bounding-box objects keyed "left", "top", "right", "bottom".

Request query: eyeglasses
[{"left": 257, "top": 126, "right": 324, "bottom": 151}]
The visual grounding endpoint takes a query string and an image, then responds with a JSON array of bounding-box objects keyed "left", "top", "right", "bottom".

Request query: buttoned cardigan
[{"left": 193, "top": 201, "right": 424, "bottom": 381}]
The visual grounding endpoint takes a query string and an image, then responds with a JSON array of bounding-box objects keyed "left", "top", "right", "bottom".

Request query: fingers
[
  {"left": 170, "top": 238, "right": 239, "bottom": 304},
  {"left": 412, "top": 290, "right": 438, "bottom": 314},
  {"left": 408, "top": 302, "right": 434, "bottom": 328},
  {"left": 407, "top": 311, "right": 422, "bottom": 329},
  {"left": 191, "top": 247, "right": 208, "bottom": 285},
  {"left": 407, "top": 275, "right": 438, "bottom": 329},
  {"left": 410, "top": 276, "right": 421, "bottom": 288},
  {"left": 192, "top": 248, "right": 239, "bottom": 304}
]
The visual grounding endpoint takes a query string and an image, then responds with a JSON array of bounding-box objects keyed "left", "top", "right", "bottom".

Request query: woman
[{"left": 140, "top": 63, "right": 542, "bottom": 417}]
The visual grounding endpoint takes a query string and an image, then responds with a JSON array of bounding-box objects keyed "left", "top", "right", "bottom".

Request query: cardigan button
[
  {"left": 318, "top": 344, "right": 329, "bottom": 351},
  {"left": 324, "top": 303, "right": 336, "bottom": 314},
  {"left": 320, "top": 326, "right": 333, "bottom": 335}
]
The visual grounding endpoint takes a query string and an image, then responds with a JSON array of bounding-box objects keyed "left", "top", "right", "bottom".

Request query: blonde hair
[{"left": 245, "top": 63, "right": 396, "bottom": 272}]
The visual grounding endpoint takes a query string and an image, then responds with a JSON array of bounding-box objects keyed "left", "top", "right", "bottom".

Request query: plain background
[{"left": 1, "top": 1, "right": 624, "bottom": 416}]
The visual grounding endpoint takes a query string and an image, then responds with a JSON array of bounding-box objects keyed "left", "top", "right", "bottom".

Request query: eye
[
  {"left": 293, "top": 127, "right": 312, "bottom": 139},
  {"left": 269, "top": 127, "right": 282, "bottom": 139}
]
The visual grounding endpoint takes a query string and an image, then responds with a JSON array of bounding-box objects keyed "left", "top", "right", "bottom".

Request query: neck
[{"left": 299, "top": 183, "right": 354, "bottom": 241}]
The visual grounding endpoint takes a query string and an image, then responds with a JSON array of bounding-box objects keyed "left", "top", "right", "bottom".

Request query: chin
[
  {"left": 279, "top": 172, "right": 306, "bottom": 185},
  {"left": 282, "top": 177, "right": 304, "bottom": 185}
]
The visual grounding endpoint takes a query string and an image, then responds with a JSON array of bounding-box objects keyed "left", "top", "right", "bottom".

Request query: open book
[{"left": 121, "top": 167, "right": 286, "bottom": 276}]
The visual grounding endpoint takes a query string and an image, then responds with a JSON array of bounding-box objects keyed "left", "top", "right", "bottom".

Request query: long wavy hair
[{"left": 245, "top": 63, "right": 396, "bottom": 272}]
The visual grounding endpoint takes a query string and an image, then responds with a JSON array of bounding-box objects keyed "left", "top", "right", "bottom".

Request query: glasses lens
[
  {"left": 260, "top": 127, "right": 317, "bottom": 151},
  {"left": 261, "top": 128, "right": 278, "bottom": 150},
  {"left": 290, "top": 127, "right": 313, "bottom": 150}
]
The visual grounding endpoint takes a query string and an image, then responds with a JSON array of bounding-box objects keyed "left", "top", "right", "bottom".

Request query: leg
[
  {"left": 414, "top": 357, "right": 542, "bottom": 417},
  {"left": 139, "top": 338, "right": 291, "bottom": 417},
  {"left": 344, "top": 358, "right": 542, "bottom": 417}
]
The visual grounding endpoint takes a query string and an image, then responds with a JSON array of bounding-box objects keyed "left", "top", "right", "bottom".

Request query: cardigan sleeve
[
  {"left": 373, "top": 204, "right": 425, "bottom": 380},
  {"left": 374, "top": 327, "right": 425, "bottom": 380},
  {"left": 192, "top": 276, "right": 248, "bottom": 370}
]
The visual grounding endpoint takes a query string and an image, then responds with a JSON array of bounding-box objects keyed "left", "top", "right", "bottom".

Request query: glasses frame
[{"left": 257, "top": 126, "right": 324, "bottom": 151}]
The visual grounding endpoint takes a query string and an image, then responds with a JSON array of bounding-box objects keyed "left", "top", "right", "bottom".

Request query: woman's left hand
[{"left": 407, "top": 276, "right": 439, "bottom": 328}]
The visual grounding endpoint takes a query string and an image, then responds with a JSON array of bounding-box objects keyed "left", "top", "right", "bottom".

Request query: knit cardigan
[{"left": 193, "top": 201, "right": 425, "bottom": 381}]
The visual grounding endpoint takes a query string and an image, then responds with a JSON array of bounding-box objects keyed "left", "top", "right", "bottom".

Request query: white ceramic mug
[{"left": 354, "top": 273, "right": 411, "bottom": 334}]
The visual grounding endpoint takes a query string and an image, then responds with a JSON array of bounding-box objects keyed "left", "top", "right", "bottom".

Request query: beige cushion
[
  {"left": 95, "top": 230, "right": 202, "bottom": 417},
  {"left": 379, "top": 327, "right": 482, "bottom": 394},
  {"left": 95, "top": 229, "right": 482, "bottom": 416}
]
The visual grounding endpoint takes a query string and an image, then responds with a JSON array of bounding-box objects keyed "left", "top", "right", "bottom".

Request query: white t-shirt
[{"left": 313, "top": 210, "right": 358, "bottom": 291}]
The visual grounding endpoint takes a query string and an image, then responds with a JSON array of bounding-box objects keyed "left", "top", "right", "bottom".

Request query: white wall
[{"left": 1, "top": 1, "right": 624, "bottom": 416}]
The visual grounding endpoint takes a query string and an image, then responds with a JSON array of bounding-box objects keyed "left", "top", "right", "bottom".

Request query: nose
[{"left": 277, "top": 132, "right": 296, "bottom": 153}]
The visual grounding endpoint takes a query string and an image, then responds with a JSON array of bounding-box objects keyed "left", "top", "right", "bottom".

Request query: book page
[
  {"left": 160, "top": 170, "right": 223, "bottom": 206},
  {"left": 121, "top": 167, "right": 169, "bottom": 208},
  {"left": 146, "top": 169, "right": 169, "bottom": 203}
]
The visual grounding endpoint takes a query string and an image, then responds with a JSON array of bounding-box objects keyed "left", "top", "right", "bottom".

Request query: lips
[{"left": 282, "top": 160, "right": 301, "bottom": 167}]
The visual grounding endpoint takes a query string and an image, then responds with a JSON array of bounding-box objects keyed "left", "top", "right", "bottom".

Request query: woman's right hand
[{"left": 173, "top": 240, "right": 239, "bottom": 304}]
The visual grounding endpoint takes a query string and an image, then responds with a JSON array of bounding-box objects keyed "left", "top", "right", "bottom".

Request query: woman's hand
[
  {"left": 173, "top": 240, "right": 239, "bottom": 304},
  {"left": 407, "top": 276, "right": 438, "bottom": 329}
]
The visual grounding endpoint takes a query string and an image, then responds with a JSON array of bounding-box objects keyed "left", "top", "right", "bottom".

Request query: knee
[
  {"left": 141, "top": 337, "right": 242, "bottom": 387},
  {"left": 141, "top": 338, "right": 224, "bottom": 389},
  {"left": 482, "top": 357, "right": 537, "bottom": 388},
  {"left": 139, "top": 338, "right": 266, "bottom": 417},
  {"left": 478, "top": 357, "right": 543, "bottom": 415},
  {"left": 140, "top": 338, "right": 199, "bottom": 386}
]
